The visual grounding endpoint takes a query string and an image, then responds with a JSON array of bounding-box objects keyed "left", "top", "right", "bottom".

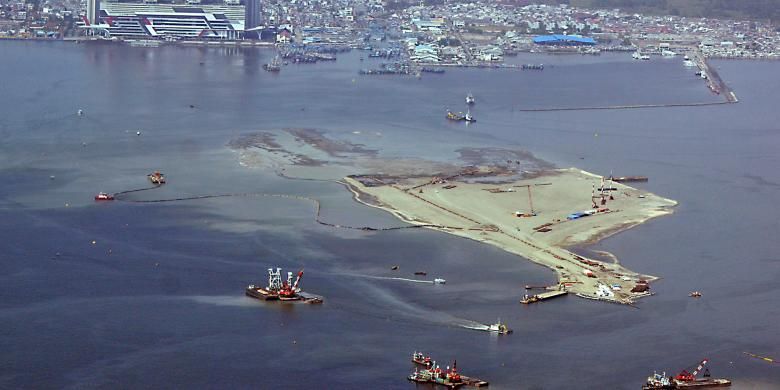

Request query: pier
[
  {"left": 516, "top": 101, "right": 731, "bottom": 112},
  {"left": 521, "top": 289, "right": 568, "bottom": 304}
]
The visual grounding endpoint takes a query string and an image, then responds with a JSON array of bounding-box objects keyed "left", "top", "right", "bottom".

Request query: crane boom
[{"left": 292, "top": 270, "right": 304, "bottom": 290}]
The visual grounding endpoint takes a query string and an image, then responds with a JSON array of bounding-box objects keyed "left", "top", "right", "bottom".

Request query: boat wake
[
  {"left": 460, "top": 323, "right": 490, "bottom": 331},
  {"left": 183, "top": 295, "right": 258, "bottom": 307},
  {"left": 342, "top": 281, "right": 487, "bottom": 331},
  {"left": 345, "top": 274, "right": 436, "bottom": 284}
]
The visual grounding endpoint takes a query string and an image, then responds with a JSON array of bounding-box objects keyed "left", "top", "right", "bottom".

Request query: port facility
[{"left": 533, "top": 35, "right": 597, "bottom": 46}]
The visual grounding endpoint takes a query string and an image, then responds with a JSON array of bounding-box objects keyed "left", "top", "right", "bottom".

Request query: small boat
[
  {"left": 465, "top": 92, "right": 475, "bottom": 105},
  {"left": 487, "top": 319, "right": 512, "bottom": 334},
  {"left": 689, "top": 291, "right": 702, "bottom": 298},
  {"left": 433, "top": 278, "right": 446, "bottom": 284},
  {"left": 391, "top": 265, "right": 399, "bottom": 270},
  {"left": 148, "top": 171, "right": 166, "bottom": 185},
  {"left": 446, "top": 110, "right": 465, "bottom": 121},
  {"left": 463, "top": 110, "right": 476, "bottom": 123},
  {"left": 263, "top": 56, "right": 282, "bottom": 72},
  {"left": 94, "top": 192, "right": 114, "bottom": 201},
  {"left": 414, "top": 271, "right": 427, "bottom": 276}
]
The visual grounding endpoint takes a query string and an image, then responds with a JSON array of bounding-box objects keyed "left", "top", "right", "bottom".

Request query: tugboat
[
  {"left": 463, "top": 109, "right": 476, "bottom": 123},
  {"left": 465, "top": 92, "right": 475, "bottom": 105},
  {"left": 643, "top": 359, "right": 731, "bottom": 389},
  {"left": 412, "top": 351, "right": 433, "bottom": 368},
  {"left": 408, "top": 368, "right": 434, "bottom": 384},
  {"left": 520, "top": 294, "right": 539, "bottom": 304},
  {"left": 644, "top": 371, "right": 675, "bottom": 389},
  {"left": 487, "top": 319, "right": 512, "bottom": 334},
  {"left": 147, "top": 171, "right": 166, "bottom": 185},
  {"left": 246, "top": 268, "right": 304, "bottom": 301},
  {"left": 94, "top": 192, "right": 114, "bottom": 201}
]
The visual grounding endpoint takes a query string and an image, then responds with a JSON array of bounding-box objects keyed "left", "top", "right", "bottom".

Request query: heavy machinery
[
  {"left": 512, "top": 184, "right": 537, "bottom": 217},
  {"left": 643, "top": 358, "right": 731, "bottom": 389},
  {"left": 246, "top": 268, "right": 304, "bottom": 301}
]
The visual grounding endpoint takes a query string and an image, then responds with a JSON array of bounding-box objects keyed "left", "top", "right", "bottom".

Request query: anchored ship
[{"left": 643, "top": 359, "right": 731, "bottom": 389}]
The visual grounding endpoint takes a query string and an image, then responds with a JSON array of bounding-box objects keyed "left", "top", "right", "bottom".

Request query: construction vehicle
[{"left": 512, "top": 184, "right": 537, "bottom": 217}]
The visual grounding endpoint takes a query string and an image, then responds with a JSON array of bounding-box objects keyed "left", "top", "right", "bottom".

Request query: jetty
[{"left": 521, "top": 289, "right": 568, "bottom": 304}]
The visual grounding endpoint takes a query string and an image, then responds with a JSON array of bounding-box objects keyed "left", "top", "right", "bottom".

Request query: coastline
[{"left": 343, "top": 168, "right": 677, "bottom": 304}]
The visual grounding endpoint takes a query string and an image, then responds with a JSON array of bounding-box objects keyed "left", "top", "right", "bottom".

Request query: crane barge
[
  {"left": 643, "top": 359, "right": 731, "bottom": 389},
  {"left": 408, "top": 356, "right": 488, "bottom": 388},
  {"left": 246, "top": 268, "right": 317, "bottom": 302}
]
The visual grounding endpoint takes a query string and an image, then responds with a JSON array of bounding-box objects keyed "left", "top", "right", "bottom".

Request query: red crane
[{"left": 675, "top": 358, "right": 709, "bottom": 382}]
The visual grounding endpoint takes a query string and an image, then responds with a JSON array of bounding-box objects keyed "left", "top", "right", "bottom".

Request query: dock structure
[
  {"left": 521, "top": 289, "right": 568, "bottom": 304},
  {"left": 460, "top": 375, "right": 489, "bottom": 387}
]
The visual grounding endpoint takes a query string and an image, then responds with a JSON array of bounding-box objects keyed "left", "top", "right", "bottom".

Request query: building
[
  {"left": 244, "top": 0, "right": 261, "bottom": 37},
  {"left": 533, "top": 34, "right": 596, "bottom": 46},
  {"left": 86, "top": 0, "right": 100, "bottom": 25},
  {"left": 95, "top": 3, "right": 245, "bottom": 39}
]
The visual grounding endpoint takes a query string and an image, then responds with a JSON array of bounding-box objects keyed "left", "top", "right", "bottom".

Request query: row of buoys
[
  {"left": 744, "top": 352, "right": 777, "bottom": 364},
  {"left": 79, "top": 108, "right": 140, "bottom": 135}
]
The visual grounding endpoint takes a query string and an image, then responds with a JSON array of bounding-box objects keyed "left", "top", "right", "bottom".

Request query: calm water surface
[{"left": 0, "top": 41, "right": 778, "bottom": 389}]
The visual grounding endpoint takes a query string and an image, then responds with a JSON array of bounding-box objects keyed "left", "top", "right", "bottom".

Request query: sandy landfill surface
[{"left": 230, "top": 129, "right": 678, "bottom": 304}]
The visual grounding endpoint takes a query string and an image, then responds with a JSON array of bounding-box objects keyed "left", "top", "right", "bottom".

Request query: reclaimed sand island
[
  {"left": 229, "top": 129, "right": 678, "bottom": 304},
  {"left": 344, "top": 168, "right": 677, "bottom": 304}
]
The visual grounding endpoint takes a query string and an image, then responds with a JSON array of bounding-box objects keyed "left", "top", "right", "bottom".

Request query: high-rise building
[
  {"left": 244, "top": 0, "right": 262, "bottom": 35},
  {"left": 87, "top": 0, "right": 101, "bottom": 25},
  {"left": 244, "top": 0, "right": 263, "bottom": 39}
]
